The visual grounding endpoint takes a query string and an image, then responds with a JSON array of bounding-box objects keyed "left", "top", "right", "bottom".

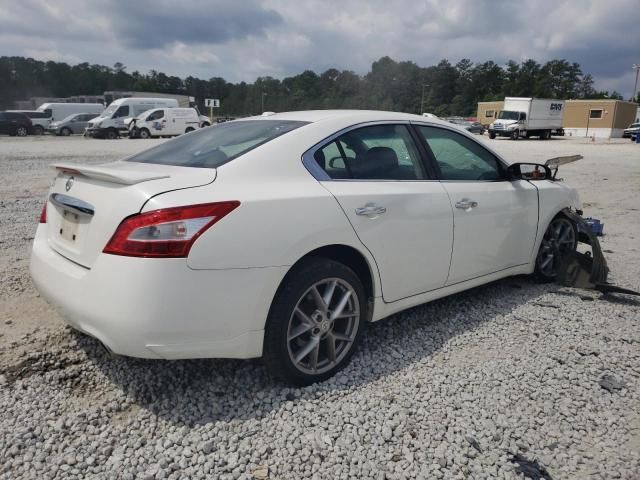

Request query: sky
[{"left": 1, "top": 0, "right": 639, "bottom": 98}]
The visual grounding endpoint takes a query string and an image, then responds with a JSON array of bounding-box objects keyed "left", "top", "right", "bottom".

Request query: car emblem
[{"left": 65, "top": 176, "right": 74, "bottom": 192}]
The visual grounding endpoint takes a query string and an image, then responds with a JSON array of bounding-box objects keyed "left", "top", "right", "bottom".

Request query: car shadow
[{"left": 73, "top": 275, "right": 560, "bottom": 427}]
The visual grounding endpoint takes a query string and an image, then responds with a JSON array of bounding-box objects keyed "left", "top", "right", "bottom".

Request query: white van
[
  {"left": 37, "top": 103, "right": 104, "bottom": 124},
  {"left": 128, "top": 108, "right": 201, "bottom": 138},
  {"left": 86, "top": 97, "right": 178, "bottom": 139}
]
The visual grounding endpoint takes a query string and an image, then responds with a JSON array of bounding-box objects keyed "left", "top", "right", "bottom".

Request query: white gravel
[{"left": 1, "top": 134, "right": 639, "bottom": 479}]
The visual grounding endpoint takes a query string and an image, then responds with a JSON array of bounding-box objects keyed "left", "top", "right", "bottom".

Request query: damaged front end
[
  {"left": 556, "top": 209, "right": 639, "bottom": 296},
  {"left": 542, "top": 155, "right": 638, "bottom": 296}
]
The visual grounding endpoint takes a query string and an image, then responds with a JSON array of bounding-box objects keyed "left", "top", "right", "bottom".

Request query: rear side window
[
  {"left": 416, "top": 126, "right": 504, "bottom": 181},
  {"left": 127, "top": 120, "right": 308, "bottom": 168},
  {"left": 313, "top": 124, "right": 425, "bottom": 180}
]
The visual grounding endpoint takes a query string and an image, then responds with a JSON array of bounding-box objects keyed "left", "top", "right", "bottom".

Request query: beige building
[
  {"left": 476, "top": 101, "right": 503, "bottom": 127},
  {"left": 563, "top": 100, "right": 638, "bottom": 138},
  {"left": 476, "top": 99, "right": 638, "bottom": 138}
]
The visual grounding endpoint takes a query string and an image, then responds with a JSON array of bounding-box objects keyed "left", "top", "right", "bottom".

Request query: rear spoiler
[
  {"left": 545, "top": 155, "right": 583, "bottom": 180},
  {"left": 52, "top": 163, "right": 170, "bottom": 185}
]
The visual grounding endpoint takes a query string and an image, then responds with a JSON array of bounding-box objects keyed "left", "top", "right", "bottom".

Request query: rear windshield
[{"left": 126, "top": 120, "right": 308, "bottom": 168}]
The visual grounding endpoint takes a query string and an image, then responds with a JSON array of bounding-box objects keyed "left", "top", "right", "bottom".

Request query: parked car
[
  {"left": 31, "top": 110, "right": 585, "bottom": 385},
  {"left": 623, "top": 123, "right": 640, "bottom": 139},
  {"left": 6, "top": 110, "right": 51, "bottom": 135},
  {"left": 127, "top": 108, "right": 201, "bottom": 138},
  {"left": 0, "top": 111, "right": 33, "bottom": 136},
  {"left": 464, "top": 121, "right": 485, "bottom": 135},
  {"left": 48, "top": 113, "right": 99, "bottom": 136}
]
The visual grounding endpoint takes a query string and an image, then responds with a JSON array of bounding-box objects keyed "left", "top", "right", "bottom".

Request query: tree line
[{"left": 0, "top": 55, "right": 630, "bottom": 117}]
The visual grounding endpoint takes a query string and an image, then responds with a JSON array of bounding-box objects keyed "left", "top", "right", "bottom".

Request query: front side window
[
  {"left": 417, "top": 126, "right": 504, "bottom": 181},
  {"left": 113, "top": 106, "right": 129, "bottom": 118},
  {"left": 313, "top": 124, "right": 425, "bottom": 180},
  {"left": 147, "top": 110, "right": 164, "bottom": 121},
  {"left": 127, "top": 120, "right": 307, "bottom": 169}
]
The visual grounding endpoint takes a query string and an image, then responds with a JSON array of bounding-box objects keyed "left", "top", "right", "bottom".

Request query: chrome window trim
[
  {"left": 301, "top": 119, "right": 511, "bottom": 183},
  {"left": 301, "top": 120, "right": 431, "bottom": 182}
]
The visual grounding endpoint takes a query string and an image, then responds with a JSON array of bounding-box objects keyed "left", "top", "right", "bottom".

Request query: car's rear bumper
[{"left": 30, "top": 225, "right": 287, "bottom": 359}]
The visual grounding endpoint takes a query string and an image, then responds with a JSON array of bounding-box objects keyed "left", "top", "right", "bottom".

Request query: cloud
[
  {"left": 108, "top": 0, "right": 282, "bottom": 49},
  {"left": 0, "top": 0, "right": 638, "bottom": 96}
]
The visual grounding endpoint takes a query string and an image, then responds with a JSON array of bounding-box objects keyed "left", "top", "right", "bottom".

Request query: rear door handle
[
  {"left": 355, "top": 203, "right": 387, "bottom": 217},
  {"left": 455, "top": 198, "right": 478, "bottom": 210}
]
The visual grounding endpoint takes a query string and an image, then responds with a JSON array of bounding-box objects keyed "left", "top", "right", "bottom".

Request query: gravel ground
[{"left": 1, "top": 134, "right": 639, "bottom": 480}]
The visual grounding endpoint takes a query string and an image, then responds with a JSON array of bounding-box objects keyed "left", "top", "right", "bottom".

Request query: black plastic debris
[
  {"left": 557, "top": 209, "right": 640, "bottom": 297},
  {"left": 465, "top": 435, "right": 482, "bottom": 452},
  {"left": 599, "top": 374, "right": 625, "bottom": 393},
  {"left": 510, "top": 453, "right": 553, "bottom": 480}
]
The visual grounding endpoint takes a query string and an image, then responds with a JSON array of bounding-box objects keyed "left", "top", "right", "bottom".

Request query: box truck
[{"left": 488, "top": 97, "right": 564, "bottom": 140}]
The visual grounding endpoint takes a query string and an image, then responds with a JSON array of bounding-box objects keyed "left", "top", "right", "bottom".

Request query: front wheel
[
  {"left": 263, "top": 258, "right": 366, "bottom": 385},
  {"left": 16, "top": 126, "right": 28, "bottom": 137},
  {"left": 33, "top": 125, "right": 44, "bottom": 135},
  {"left": 510, "top": 129, "right": 519, "bottom": 140},
  {"left": 535, "top": 216, "right": 577, "bottom": 281},
  {"left": 105, "top": 128, "right": 118, "bottom": 140},
  {"left": 60, "top": 127, "right": 72, "bottom": 136},
  {"left": 138, "top": 128, "right": 150, "bottom": 139},
  {"left": 488, "top": 132, "right": 496, "bottom": 139}
]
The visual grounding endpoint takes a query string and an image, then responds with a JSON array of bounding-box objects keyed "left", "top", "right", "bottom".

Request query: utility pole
[
  {"left": 633, "top": 64, "right": 640, "bottom": 102},
  {"left": 261, "top": 92, "right": 267, "bottom": 113},
  {"left": 420, "top": 84, "right": 430, "bottom": 114}
]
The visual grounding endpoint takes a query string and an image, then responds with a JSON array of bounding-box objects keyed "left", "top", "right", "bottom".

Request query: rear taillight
[
  {"left": 103, "top": 201, "right": 240, "bottom": 258},
  {"left": 39, "top": 201, "right": 47, "bottom": 223}
]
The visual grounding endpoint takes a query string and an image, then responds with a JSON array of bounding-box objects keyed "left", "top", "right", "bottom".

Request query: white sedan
[{"left": 30, "top": 110, "right": 582, "bottom": 385}]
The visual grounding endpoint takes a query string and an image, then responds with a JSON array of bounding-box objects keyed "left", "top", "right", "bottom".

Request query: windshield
[
  {"left": 497, "top": 111, "right": 520, "bottom": 120},
  {"left": 629, "top": 123, "right": 640, "bottom": 129},
  {"left": 103, "top": 103, "right": 119, "bottom": 116},
  {"left": 127, "top": 120, "right": 308, "bottom": 168}
]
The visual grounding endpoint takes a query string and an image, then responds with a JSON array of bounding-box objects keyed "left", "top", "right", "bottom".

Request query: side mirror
[{"left": 507, "top": 163, "right": 551, "bottom": 181}]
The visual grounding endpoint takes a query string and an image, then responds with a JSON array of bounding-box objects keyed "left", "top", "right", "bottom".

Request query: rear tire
[
  {"left": 534, "top": 216, "right": 578, "bottom": 282},
  {"left": 105, "top": 128, "right": 118, "bottom": 140},
  {"left": 489, "top": 132, "right": 496, "bottom": 139},
  {"left": 16, "top": 126, "right": 28, "bottom": 137},
  {"left": 33, "top": 125, "right": 44, "bottom": 135},
  {"left": 510, "top": 129, "right": 519, "bottom": 140},
  {"left": 185, "top": 127, "right": 195, "bottom": 133},
  {"left": 138, "top": 128, "right": 150, "bottom": 139},
  {"left": 263, "top": 258, "right": 367, "bottom": 386}
]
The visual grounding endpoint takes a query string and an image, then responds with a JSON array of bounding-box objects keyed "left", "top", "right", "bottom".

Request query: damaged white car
[{"left": 30, "top": 110, "right": 604, "bottom": 385}]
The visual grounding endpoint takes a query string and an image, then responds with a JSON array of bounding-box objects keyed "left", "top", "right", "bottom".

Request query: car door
[
  {"left": 414, "top": 125, "right": 538, "bottom": 285},
  {"left": 310, "top": 123, "right": 454, "bottom": 302},
  {"left": 73, "top": 115, "right": 88, "bottom": 133}
]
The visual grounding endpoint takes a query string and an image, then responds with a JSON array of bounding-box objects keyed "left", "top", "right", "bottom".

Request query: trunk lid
[{"left": 46, "top": 161, "right": 216, "bottom": 268}]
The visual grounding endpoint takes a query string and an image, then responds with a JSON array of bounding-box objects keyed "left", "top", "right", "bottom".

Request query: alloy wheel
[
  {"left": 536, "top": 217, "right": 576, "bottom": 277},
  {"left": 286, "top": 278, "right": 360, "bottom": 375}
]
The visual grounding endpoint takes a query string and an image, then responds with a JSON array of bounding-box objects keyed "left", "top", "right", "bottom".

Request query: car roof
[{"left": 239, "top": 109, "right": 453, "bottom": 127}]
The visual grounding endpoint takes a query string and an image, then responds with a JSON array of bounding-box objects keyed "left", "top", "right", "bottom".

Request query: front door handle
[
  {"left": 355, "top": 203, "right": 387, "bottom": 217},
  {"left": 455, "top": 198, "right": 478, "bottom": 210}
]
